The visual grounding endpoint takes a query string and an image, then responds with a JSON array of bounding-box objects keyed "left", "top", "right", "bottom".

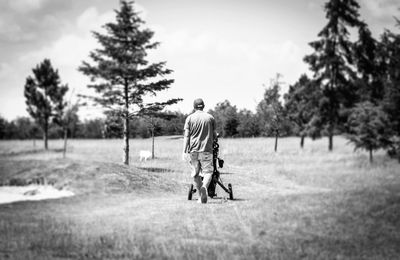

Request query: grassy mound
[{"left": 0, "top": 156, "right": 184, "bottom": 196}]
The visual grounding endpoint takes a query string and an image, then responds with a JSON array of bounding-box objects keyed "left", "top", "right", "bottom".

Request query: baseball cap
[{"left": 193, "top": 98, "right": 205, "bottom": 109}]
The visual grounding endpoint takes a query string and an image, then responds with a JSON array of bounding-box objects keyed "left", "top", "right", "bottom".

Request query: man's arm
[
  {"left": 182, "top": 118, "right": 190, "bottom": 160},
  {"left": 182, "top": 129, "right": 190, "bottom": 153}
]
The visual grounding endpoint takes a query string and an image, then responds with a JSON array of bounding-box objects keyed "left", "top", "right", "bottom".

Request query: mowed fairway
[{"left": 0, "top": 136, "right": 400, "bottom": 259}]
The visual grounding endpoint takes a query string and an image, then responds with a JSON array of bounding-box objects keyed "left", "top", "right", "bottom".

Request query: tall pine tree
[
  {"left": 79, "top": 1, "right": 181, "bottom": 165},
  {"left": 353, "top": 22, "right": 386, "bottom": 104},
  {"left": 380, "top": 19, "right": 400, "bottom": 160},
  {"left": 381, "top": 20, "right": 400, "bottom": 138},
  {"left": 304, "top": 0, "right": 362, "bottom": 151},
  {"left": 24, "top": 59, "right": 68, "bottom": 149}
]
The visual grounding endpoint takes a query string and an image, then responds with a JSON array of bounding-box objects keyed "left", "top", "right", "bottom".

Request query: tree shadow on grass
[
  {"left": 219, "top": 172, "right": 234, "bottom": 175},
  {"left": 137, "top": 167, "right": 174, "bottom": 173},
  {"left": 197, "top": 197, "right": 247, "bottom": 204},
  {"left": 166, "top": 136, "right": 183, "bottom": 140},
  {"left": 0, "top": 148, "right": 64, "bottom": 157}
]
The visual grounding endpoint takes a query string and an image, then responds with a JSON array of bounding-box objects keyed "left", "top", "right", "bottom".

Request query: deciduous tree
[
  {"left": 209, "top": 100, "right": 239, "bottom": 137},
  {"left": 237, "top": 109, "right": 261, "bottom": 138},
  {"left": 24, "top": 59, "right": 68, "bottom": 149},
  {"left": 257, "top": 74, "right": 285, "bottom": 151}
]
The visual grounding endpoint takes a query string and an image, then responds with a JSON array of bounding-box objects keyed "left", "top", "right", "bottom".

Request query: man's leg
[
  {"left": 202, "top": 173, "right": 212, "bottom": 189},
  {"left": 199, "top": 152, "right": 213, "bottom": 203},
  {"left": 189, "top": 153, "right": 202, "bottom": 196},
  {"left": 194, "top": 175, "right": 202, "bottom": 195}
]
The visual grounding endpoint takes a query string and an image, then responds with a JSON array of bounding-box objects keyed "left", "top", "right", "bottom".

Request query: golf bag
[{"left": 187, "top": 135, "right": 233, "bottom": 200}]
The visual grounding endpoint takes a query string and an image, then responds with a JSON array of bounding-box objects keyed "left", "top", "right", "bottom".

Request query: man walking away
[{"left": 182, "top": 98, "right": 217, "bottom": 204}]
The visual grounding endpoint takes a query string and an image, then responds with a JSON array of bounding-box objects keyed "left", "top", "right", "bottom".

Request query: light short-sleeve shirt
[{"left": 184, "top": 110, "right": 216, "bottom": 153}]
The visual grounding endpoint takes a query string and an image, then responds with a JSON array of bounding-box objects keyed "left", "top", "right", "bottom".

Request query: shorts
[{"left": 189, "top": 152, "right": 213, "bottom": 177}]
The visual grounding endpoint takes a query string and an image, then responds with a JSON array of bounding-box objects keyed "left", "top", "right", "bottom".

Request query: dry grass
[{"left": 0, "top": 136, "right": 399, "bottom": 259}]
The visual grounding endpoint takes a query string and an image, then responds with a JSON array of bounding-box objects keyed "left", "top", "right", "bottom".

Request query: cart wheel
[
  {"left": 228, "top": 183, "right": 233, "bottom": 200},
  {"left": 188, "top": 184, "right": 194, "bottom": 200}
]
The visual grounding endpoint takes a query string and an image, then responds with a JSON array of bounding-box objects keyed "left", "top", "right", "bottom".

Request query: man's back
[{"left": 184, "top": 110, "right": 215, "bottom": 153}]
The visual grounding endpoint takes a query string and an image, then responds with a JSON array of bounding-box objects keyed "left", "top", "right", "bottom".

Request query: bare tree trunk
[
  {"left": 44, "top": 119, "right": 48, "bottom": 150},
  {"left": 123, "top": 83, "right": 130, "bottom": 165},
  {"left": 328, "top": 134, "right": 333, "bottom": 151},
  {"left": 123, "top": 116, "right": 129, "bottom": 165},
  {"left": 328, "top": 122, "right": 333, "bottom": 151},
  {"left": 63, "top": 128, "right": 67, "bottom": 159},
  {"left": 33, "top": 138, "right": 36, "bottom": 148},
  {"left": 151, "top": 127, "right": 155, "bottom": 159},
  {"left": 274, "top": 131, "right": 278, "bottom": 152},
  {"left": 369, "top": 148, "right": 373, "bottom": 163},
  {"left": 300, "top": 135, "right": 305, "bottom": 149}
]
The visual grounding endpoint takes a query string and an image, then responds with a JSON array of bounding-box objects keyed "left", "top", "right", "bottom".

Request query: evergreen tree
[
  {"left": 380, "top": 20, "right": 400, "bottom": 160},
  {"left": 346, "top": 102, "right": 392, "bottom": 162},
  {"left": 353, "top": 23, "right": 386, "bottom": 104},
  {"left": 284, "top": 74, "right": 321, "bottom": 148},
  {"left": 304, "top": 0, "right": 362, "bottom": 151},
  {"left": 24, "top": 59, "right": 68, "bottom": 149},
  {"left": 79, "top": 1, "right": 181, "bottom": 165},
  {"left": 381, "top": 21, "right": 400, "bottom": 137}
]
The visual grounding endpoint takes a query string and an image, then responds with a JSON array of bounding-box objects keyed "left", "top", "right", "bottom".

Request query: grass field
[{"left": 0, "top": 136, "right": 399, "bottom": 259}]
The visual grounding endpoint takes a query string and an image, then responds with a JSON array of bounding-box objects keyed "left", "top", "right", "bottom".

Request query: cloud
[
  {"left": 134, "top": 2, "right": 148, "bottom": 19},
  {"left": 157, "top": 30, "right": 215, "bottom": 54},
  {"left": 278, "top": 41, "right": 302, "bottom": 63},
  {"left": 363, "top": 0, "right": 400, "bottom": 19},
  {"left": 20, "top": 34, "right": 96, "bottom": 68},
  {"left": 151, "top": 25, "right": 307, "bottom": 78},
  {"left": 307, "top": 0, "right": 322, "bottom": 11},
  {"left": 0, "top": 19, "right": 37, "bottom": 42},
  {"left": 20, "top": 7, "right": 114, "bottom": 65},
  {"left": 76, "top": 2, "right": 147, "bottom": 34},
  {"left": 76, "top": 7, "right": 114, "bottom": 34},
  {"left": 0, "top": 62, "right": 13, "bottom": 79},
  {"left": 7, "top": 0, "right": 48, "bottom": 13},
  {"left": 147, "top": 26, "right": 309, "bottom": 112},
  {"left": 16, "top": 6, "right": 118, "bottom": 110}
]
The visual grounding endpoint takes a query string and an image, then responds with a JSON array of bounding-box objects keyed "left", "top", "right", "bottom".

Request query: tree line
[
  {"left": 0, "top": 112, "right": 186, "bottom": 140},
  {"left": 1, "top": 0, "right": 399, "bottom": 164}
]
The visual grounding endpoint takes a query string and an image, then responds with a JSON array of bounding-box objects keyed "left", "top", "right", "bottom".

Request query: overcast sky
[{"left": 0, "top": 0, "right": 399, "bottom": 120}]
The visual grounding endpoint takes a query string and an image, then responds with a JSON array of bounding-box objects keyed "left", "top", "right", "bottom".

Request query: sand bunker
[{"left": 0, "top": 185, "right": 74, "bottom": 204}]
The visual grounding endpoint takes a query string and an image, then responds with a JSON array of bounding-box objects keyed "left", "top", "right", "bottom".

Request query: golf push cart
[{"left": 187, "top": 134, "right": 233, "bottom": 201}]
